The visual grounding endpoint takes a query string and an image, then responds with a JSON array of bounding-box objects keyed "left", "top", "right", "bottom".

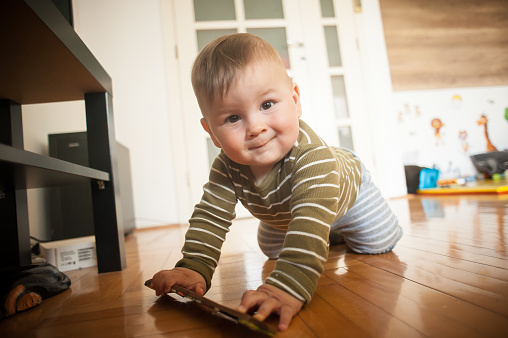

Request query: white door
[{"left": 165, "top": 0, "right": 374, "bottom": 219}]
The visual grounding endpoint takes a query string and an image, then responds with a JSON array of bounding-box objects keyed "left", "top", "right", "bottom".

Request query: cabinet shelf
[
  {"left": 0, "top": 0, "right": 112, "bottom": 104},
  {"left": 0, "top": 144, "right": 109, "bottom": 189}
]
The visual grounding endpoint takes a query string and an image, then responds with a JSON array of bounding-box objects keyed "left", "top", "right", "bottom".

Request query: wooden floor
[{"left": 1, "top": 194, "right": 508, "bottom": 337}]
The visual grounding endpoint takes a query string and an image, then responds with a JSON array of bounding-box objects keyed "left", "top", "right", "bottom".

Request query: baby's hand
[
  {"left": 237, "top": 283, "right": 304, "bottom": 331},
  {"left": 150, "top": 268, "right": 206, "bottom": 296}
]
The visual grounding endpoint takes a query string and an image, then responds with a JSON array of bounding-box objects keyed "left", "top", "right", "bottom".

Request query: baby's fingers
[
  {"left": 252, "top": 297, "right": 280, "bottom": 322},
  {"left": 237, "top": 290, "right": 267, "bottom": 314},
  {"left": 278, "top": 304, "right": 295, "bottom": 331},
  {"left": 150, "top": 273, "right": 174, "bottom": 295},
  {"left": 188, "top": 284, "right": 205, "bottom": 296}
]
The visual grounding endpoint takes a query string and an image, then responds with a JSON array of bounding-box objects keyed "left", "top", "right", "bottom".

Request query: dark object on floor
[
  {"left": 405, "top": 165, "right": 424, "bottom": 194},
  {"left": 145, "top": 279, "right": 277, "bottom": 336},
  {"left": 0, "top": 264, "right": 71, "bottom": 320},
  {"left": 48, "top": 132, "right": 136, "bottom": 240},
  {"left": 470, "top": 150, "right": 508, "bottom": 177},
  {"left": 404, "top": 165, "right": 440, "bottom": 193}
]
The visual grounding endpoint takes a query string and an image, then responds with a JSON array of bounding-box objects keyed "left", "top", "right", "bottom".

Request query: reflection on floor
[{"left": 1, "top": 195, "right": 507, "bottom": 337}]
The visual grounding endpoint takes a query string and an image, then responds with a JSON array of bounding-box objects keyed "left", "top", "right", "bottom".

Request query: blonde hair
[{"left": 191, "top": 33, "right": 287, "bottom": 105}]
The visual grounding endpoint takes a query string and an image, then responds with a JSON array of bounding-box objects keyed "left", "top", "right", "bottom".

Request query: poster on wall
[{"left": 394, "top": 87, "right": 508, "bottom": 179}]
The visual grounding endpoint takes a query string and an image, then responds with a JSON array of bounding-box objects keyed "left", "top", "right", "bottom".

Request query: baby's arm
[
  {"left": 237, "top": 147, "right": 360, "bottom": 330},
  {"left": 237, "top": 284, "right": 304, "bottom": 331},
  {"left": 150, "top": 268, "right": 206, "bottom": 296}
]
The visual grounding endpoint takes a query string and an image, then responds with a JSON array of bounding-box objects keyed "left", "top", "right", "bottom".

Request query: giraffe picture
[{"left": 477, "top": 114, "right": 498, "bottom": 152}]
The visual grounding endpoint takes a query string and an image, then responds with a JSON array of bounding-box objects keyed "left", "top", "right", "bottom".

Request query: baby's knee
[
  {"left": 257, "top": 238, "right": 281, "bottom": 259},
  {"left": 257, "top": 222, "right": 285, "bottom": 259},
  {"left": 350, "top": 244, "right": 395, "bottom": 255},
  {"left": 260, "top": 248, "right": 280, "bottom": 260},
  {"left": 346, "top": 226, "right": 403, "bottom": 255}
]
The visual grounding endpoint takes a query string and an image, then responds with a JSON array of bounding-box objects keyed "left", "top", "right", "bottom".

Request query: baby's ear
[
  {"left": 292, "top": 83, "right": 302, "bottom": 118},
  {"left": 200, "top": 118, "right": 222, "bottom": 148}
]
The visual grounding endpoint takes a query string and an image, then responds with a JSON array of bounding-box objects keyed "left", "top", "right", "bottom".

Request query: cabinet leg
[
  {"left": 0, "top": 183, "right": 31, "bottom": 268},
  {"left": 85, "top": 93, "right": 126, "bottom": 273},
  {"left": 0, "top": 100, "right": 31, "bottom": 267}
]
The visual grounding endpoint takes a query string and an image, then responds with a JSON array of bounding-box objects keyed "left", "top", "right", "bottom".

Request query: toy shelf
[{"left": 418, "top": 179, "right": 508, "bottom": 195}]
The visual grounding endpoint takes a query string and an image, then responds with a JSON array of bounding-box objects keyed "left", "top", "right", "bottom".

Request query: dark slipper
[{"left": 1, "top": 264, "right": 71, "bottom": 319}]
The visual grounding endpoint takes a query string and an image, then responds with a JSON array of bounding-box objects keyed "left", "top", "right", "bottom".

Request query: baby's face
[{"left": 200, "top": 60, "right": 302, "bottom": 176}]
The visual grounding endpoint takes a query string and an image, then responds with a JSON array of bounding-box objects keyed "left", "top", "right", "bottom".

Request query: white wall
[
  {"left": 23, "top": 0, "right": 180, "bottom": 236},
  {"left": 73, "top": 0, "right": 179, "bottom": 228}
]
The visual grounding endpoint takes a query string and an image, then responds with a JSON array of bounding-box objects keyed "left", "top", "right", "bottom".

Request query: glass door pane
[
  {"left": 331, "top": 75, "right": 349, "bottom": 119},
  {"left": 244, "top": 0, "right": 284, "bottom": 19},
  {"left": 320, "top": 0, "right": 335, "bottom": 18},
  {"left": 338, "top": 126, "right": 354, "bottom": 150},
  {"left": 246, "top": 28, "right": 290, "bottom": 69},
  {"left": 194, "top": 0, "right": 236, "bottom": 21},
  {"left": 206, "top": 139, "right": 221, "bottom": 168},
  {"left": 324, "top": 26, "right": 342, "bottom": 67},
  {"left": 197, "top": 29, "right": 238, "bottom": 50}
]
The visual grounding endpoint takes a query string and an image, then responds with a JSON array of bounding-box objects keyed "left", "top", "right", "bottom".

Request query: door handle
[{"left": 287, "top": 40, "right": 304, "bottom": 47}]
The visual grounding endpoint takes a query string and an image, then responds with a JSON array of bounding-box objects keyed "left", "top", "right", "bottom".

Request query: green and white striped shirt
[{"left": 176, "top": 120, "right": 361, "bottom": 302}]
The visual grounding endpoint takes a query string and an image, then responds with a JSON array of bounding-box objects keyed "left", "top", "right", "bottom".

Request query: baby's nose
[{"left": 247, "top": 117, "right": 267, "bottom": 138}]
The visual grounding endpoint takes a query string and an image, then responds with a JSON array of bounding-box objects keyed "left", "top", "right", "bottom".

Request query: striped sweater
[{"left": 176, "top": 120, "right": 361, "bottom": 303}]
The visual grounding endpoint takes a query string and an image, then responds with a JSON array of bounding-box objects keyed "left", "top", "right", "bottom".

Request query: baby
[{"left": 151, "top": 33, "right": 403, "bottom": 331}]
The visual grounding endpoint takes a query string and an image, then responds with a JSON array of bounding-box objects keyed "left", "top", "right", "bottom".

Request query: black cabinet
[{"left": 0, "top": 0, "right": 126, "bottom": 272}]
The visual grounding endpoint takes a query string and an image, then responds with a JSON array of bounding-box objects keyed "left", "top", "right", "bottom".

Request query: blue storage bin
[{"left": 419, "top": 168, "right": 439, "bottom": 189}]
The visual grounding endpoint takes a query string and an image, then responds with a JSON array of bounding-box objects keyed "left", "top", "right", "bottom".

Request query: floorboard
[{"left": 1, "top": 194, "right": 508, "bottom": 337}]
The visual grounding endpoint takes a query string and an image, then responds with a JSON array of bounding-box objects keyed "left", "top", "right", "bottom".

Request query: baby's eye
[
  {"left": 226, "top": 115, "right": 241, "bottom": 123},
  {"left": 260, "top": 101, "right": 274, "bottom": 111}
]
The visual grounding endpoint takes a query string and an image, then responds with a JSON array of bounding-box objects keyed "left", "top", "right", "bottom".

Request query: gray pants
[{"left": 257, "top": 162, "right": 403, "bottom": 258}]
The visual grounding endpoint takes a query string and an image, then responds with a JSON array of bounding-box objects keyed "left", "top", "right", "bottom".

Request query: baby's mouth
[{"left": 249, "top": 136, "right": 274, "bottom": 150}]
